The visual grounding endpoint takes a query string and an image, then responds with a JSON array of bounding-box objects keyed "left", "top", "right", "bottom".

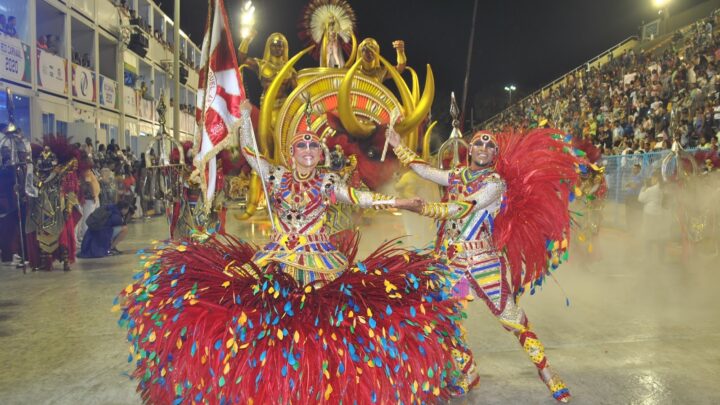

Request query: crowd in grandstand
[
  {"left": 488, "top": 14, "right": 720, "bottom": 159},
  {"left": 116, "top": 0, "right": 201, "bottom": 71}
]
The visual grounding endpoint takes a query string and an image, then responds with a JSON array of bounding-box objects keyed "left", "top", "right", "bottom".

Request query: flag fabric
[{"left": 194, "top": 0, "right": 246, "bottom": 212}]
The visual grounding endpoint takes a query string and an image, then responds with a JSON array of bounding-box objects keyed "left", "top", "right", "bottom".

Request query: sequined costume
[
  {"left": 0, "top": 135, "right": 31, "bottom": 265},
  {"left": 239, "top": 109, "right": 400, "bottom": 284},
  {"left": 168, "top": 143, "right": 227, "bottom": 240},
  {"left": 25, "top": 137, "right": 81, "bottom": 272},
  {"left": 393, "top": 129, "right": 579, "bottom": 403},
  {"left": 118, "top": 110, "right": 471, "bottom": 404}
]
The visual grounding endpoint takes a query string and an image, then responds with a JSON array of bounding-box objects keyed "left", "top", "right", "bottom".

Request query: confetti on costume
[{"left": 118, "top": 234, "right": 468, "bottom": 404}]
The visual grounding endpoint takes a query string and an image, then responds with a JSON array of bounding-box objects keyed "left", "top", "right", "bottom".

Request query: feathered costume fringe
[
  {"left": 118, "top": 233, "right": 468, "bottom": 404},
  {"left": 493, "top": 129, "right": 581, "bottom": 297}
]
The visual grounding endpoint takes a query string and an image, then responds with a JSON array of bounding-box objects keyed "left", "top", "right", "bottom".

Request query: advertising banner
[
  {"left": 72, "top": 63, "right": 97, "bottom": 102},
  {"left": 0, "top": 34, "right": 31, "bottom": 83},
  {"left": 99, "top": 75, "right": 118, "bottom": 109},
  {"left": 123, "top": 85, "right": 137, "bottom": 116},
  {"left": 37, "top": 49, "right": 68, "bottom": 95}
]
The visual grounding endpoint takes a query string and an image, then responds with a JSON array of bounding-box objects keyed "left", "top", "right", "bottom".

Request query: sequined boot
[{"left": 518, "top": 329, "right": 571, "bottom": 403}]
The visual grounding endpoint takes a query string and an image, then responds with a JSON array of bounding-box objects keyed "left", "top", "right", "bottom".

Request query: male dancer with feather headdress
[{"left": 387, "top": 127, "right": 578, "bottom": 403}]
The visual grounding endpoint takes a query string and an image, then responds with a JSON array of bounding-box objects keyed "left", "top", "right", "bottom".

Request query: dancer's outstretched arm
[
  {"left": 330, "top": 174, "right": 421, "bottom": 212},
  {"left": 238, "top": 101, "right": 283, "bottom": 182},
  {"left": 385, "top": 127, "right": 451, "bottom": 186},
  {"left": 419, "top": 176, "right": 505, "bottom": 220}
]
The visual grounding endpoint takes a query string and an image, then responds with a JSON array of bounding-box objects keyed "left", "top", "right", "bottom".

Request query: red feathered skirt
[{"left": 117, "top": 233, "right": 470, "bottom": 405}]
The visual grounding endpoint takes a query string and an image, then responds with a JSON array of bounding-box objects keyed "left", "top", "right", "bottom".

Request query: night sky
[{"left": 160, "top": 0, "right": 707, "bottom": 122}]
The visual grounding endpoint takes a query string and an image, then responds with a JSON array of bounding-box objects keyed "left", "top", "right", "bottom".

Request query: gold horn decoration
[
  {"left": 406, "top": 66, "right": 420, "bottom": 152},
  {"left": 343, "top": 32, "right": 358, "bottom": 68},
  {"left": 422, "top": 120, "right": 438, "bottom": 161},
  {"left": 380, "top": 56, "right": 414, "bottom": 116},
  {"left": 337, "top": 59, "right": 376, "bottom": 137},
  {"left": 393, "top": 64, "right": 434, "bottom": 134},
  {"left": 259, "top": 45, "right": 315, "bottom": 163},
  {"left": 407, "top": 66, "right": 420, "bottom": 103},
  {"left": 235, "top": 171, "right": 263, "bottom": 220}
]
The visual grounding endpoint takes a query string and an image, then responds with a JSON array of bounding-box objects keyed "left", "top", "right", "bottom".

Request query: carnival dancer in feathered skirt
[{"left": 118, "top": 100, "right": 474, "bottom": 404}]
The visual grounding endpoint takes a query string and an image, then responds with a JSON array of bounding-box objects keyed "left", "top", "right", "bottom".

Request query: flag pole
[
  {"left": 459, "top": 0, "right": 479, "bottom": 131},
  {"left": 247, "top": 125, "right": 276, "bottom": 231},
  {"left": 196, "top": 0, "right": 215, "bottom": 213},
  {"left": 238, "top": 1, "right": 274, "bottom": 230},
  {"left": 173, "top": 0, "right": 181, "bottom": 141}
]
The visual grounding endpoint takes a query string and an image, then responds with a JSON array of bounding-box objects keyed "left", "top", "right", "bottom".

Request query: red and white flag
[{"left": 194, "top": 0, "right": 245, "bottom": 211}]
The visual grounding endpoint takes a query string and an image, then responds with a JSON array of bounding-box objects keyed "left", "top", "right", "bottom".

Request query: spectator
[
  {"left": 99, "top": 166, "right": 118, "bottom": 208},
  {"left": 37, "top": 35, "right": 49, "bottom": 51},
  {"left": 96, "top": 144, "right": 106, "bottom": 167},
  {"left": 638, "top": 172, "right": 669, "bottom": 258},
  {"left": 140, "top": 81, "right": 152, "bottom": 100},
  {"left": 116, "top": 166, "right": 136, "bottom": 210},
  {"left": 0, "top": 15, "right": 7, "bottom": 34},
  {"left": 83, "top": 137, "right": 94, "bottom": 158},
  {"left": 624, "top": 163, "right": 645, "bottom": 229},
  {"left": 76, "top": 153, "right": 100, "bottom": 245},
  {"left": 47, "top": 35, "right": 60, "bottom": 55},
  {"left": 5, "top": 16, "right": 17, "bottom": 37},
  {"left": 78, "top": 200, "right": 131, "bottom": 258},
  {"left": 109, "top": 138, "right": 119, "bottom": 153}
]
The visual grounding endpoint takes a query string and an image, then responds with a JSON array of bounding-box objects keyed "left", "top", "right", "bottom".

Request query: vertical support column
[
  {"left": 173, "top": 0, "right": 180, "bottom": 141},
  {"left": 29, "top": 0, "right": 40, "bottom": 139},
  {"left": 65, "top": 4, "right": 73, "bottom": 124},
  {"left": 94, "top": 24, "right": 103, "bottom": 147},
  {"left": 117, "top": 8, "right": 126, "bottom": 152}
]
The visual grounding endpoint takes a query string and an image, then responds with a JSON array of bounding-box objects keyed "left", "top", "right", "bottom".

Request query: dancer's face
[
  {"left": 292, "top": 140, "right": 323, "bottom": 171},
  {"left": 470, "top": 139, "right": 497, "bottom": 168}
]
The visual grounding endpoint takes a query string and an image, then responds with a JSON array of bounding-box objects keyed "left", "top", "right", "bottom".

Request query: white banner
[
  {"left": 72, "top": 63, "right": 96, "bottom": 102},
  {"left": 0, "top": 34, "right": 30, "bottom": 83},
  {"left": 99, "top": 76, "right": 117, "bottom": 109},
  {"left": 37, "top": 49, "right": 68, "bottom": 94},
  {"left": 123, "top": 85, "right": 137, "bottom": 116},
  {"left": 139, "top": 98, "right": 154, "bottom": 121}
]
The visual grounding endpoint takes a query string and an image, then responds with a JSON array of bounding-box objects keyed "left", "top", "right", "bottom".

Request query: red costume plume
[
  {"left": 32, "top": 134, "right": 80, "bottom": 164},
  {"left": 493, "top": 128, "right": 581, "bottom": 296},
  {"left": 572, "top": 136, "right": 602, "bottom": 164}
]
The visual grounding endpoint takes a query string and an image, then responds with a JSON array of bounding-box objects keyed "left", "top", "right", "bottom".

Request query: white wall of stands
[{"left": 0, "top": 0, "right": 200, "bottom": 156}]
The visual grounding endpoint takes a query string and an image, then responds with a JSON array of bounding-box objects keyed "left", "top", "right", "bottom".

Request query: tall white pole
[
  {"left": 117, "top": 8, "right": 126, "bottom": 151},
  {"left": 173, "top": 0, "right": 181, "bottom": 140}
]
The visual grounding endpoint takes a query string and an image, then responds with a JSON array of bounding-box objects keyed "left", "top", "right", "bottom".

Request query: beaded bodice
[{"left": 439, "top": 168, "right": 505, "bottom": 249}]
